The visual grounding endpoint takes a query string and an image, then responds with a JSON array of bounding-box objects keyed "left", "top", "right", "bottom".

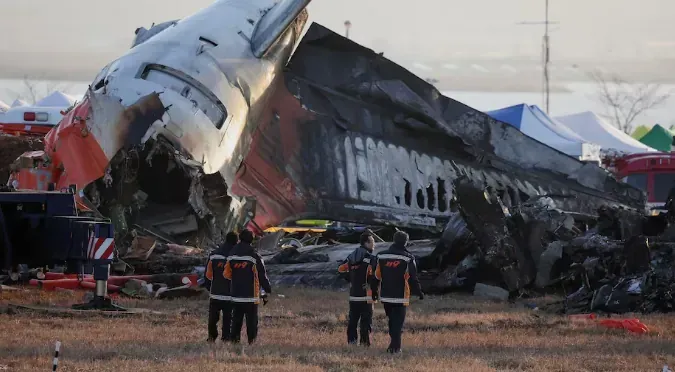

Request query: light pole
[
  {"left": 516, "top": 0, "right": 558, "bottom": 114},
  {"left": 344, "top": 20, "right": 352, "bottom": 39},
  {"left": 543, "top": 0, "right": 550, "bottom": 115}
]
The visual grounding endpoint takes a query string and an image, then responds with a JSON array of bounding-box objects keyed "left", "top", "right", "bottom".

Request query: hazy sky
[{"left": 1, "top": 0, "right": 674, "bottom": 63}]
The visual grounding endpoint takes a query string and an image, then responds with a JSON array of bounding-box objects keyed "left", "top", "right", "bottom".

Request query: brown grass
[{"left": 1, "top": 287, "right": 674, "bottom": 372}]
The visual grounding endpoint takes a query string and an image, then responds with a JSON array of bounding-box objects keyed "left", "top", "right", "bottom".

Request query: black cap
[
  {"left": 393, "top": 231, "right": 409, "bottom": 245},
  {"left": 225, "top": 231, "right": 239, "bottom": 245},
  {"left": 359, "top": 232, "right": 373, "bottom": 245},
  {"left": 239, "top": 229, "right": 254, "bottom": 244}
]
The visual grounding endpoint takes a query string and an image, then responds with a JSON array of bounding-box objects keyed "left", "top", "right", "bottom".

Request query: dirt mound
[{"left": 0, "top": 135, "right": 44, "bottom": 184}]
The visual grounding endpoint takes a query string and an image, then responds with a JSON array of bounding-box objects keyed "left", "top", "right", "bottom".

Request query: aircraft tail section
[{"left": 251, "top": 0, "right": 311, "bottom": 58}]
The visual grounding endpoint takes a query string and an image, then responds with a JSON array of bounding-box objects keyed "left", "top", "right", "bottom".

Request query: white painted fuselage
[{"left": 88, "top": 0, "right": 310, "bottom": 184}]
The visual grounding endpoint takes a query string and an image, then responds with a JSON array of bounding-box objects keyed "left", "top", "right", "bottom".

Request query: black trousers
[
  {"left": 231, "top": 302, "right": 259, "bottom": 344},
  {"left": 383, "top": 303, "right": 407, "bottom": 351},
  {"left": 347, "top": 301, "right": 373, "bottom": 345},
  {"left": 208, "top": 299, "right": 233, "bottom": 341}
]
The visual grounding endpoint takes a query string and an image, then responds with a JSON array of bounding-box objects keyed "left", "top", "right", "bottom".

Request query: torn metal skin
[
  {"left": 10, "top": 0, "right": 311, "bottom": 246},
  {"left": 228, "top": 23, "right": 645, "bottom": 234},
  {"left": 10, "top": 17, "right": 645, "bottom": 250}
]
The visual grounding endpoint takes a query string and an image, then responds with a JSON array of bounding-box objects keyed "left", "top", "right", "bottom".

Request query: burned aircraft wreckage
[{"left": 11, "top": 2, "right": 644, "bottom": 263}]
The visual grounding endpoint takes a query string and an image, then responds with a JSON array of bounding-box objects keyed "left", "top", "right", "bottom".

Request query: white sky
[{"left": 1, "top": 0, "right": 674, "bottom": 63}]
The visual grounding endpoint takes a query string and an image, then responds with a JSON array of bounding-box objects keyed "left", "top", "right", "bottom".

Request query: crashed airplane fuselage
[
  {"left": 10, "top": 1, "right": 645, "bottom": 247},
  {"left": 11, "top": 0, "right": 311, "bottom": 243}
]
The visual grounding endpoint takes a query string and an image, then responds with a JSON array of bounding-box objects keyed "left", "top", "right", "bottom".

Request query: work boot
[{"left": 386, "top": 347, "right": 401, "bottom": 354}]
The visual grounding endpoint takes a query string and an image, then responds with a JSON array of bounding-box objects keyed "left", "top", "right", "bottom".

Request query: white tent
[
  {"left": 11, "top": 99, "right": 28, "bottom": 108},
  {"left": 35, "top": 91, "right": 77, "bottom": 107},
  {"left": 0, "top": 100, "right": 9, "bottom": 112},
  {"left": 555, "top": 111, "right": 656, "bottom": 154}
]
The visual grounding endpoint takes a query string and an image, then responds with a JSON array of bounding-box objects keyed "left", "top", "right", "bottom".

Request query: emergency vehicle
[
  {"left": 0, "top": 105, "right": 65, "bottom": 136},
  {"left": 606, "top": 152, "right": 675, "bottom": 213}
]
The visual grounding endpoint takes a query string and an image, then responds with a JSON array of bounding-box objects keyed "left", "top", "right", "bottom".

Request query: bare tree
[
  {"left": 5, "top": 76, "right": 72, "bottom": 105},
  {"left": 590, "top": 70, "right": 671, "bottom": 134}
]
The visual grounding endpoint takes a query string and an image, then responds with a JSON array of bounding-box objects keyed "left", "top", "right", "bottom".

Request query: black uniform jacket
[
  {"left": 370, "top": 243, "right": 422, "bottom": 305},
  {"left": 224, "top": 242, "right": 272, "bottom": 304},
  {"left": 205, "top": 243, "right": 234, "bottom": 300},
  {"left": 338, "top": 246, "right": 375, "bottom": 303}
]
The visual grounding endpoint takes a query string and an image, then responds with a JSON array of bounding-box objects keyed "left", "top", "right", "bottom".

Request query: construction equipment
[{"left": 0, "top": 186, "right": 122, "bottom": 310}]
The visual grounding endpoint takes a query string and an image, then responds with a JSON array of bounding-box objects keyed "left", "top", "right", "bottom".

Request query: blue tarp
[{"left": 487, "top": 104, "right": 599, "bottom": 159}]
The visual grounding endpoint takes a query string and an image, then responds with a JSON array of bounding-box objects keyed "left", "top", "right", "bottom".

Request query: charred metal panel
[
  {"left": 231, "top": 23, "right": 644, "bottom": 232},
  {"left": 263, "top": 241, "right": 436, "bottom": 288}
]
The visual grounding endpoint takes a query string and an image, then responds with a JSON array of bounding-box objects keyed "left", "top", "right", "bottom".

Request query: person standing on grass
[
  {"left": 224, "top": 229, "right": 272, "bottom": 345},
  {"left": 370, "top": 230, "right": 424, "bottom": 354},
  {"left": 205, "top": 231, "right": 239, "bottom": 343},
  {"left": 338, "top": 231, "right": 376, "bottom": 346}
]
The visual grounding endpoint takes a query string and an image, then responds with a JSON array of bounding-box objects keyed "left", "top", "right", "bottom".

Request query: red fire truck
[{"left": 606, "top": 152, "right": 675, "bottom": 213}]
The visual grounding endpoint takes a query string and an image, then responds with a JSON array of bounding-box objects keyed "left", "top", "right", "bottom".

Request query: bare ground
[{"left": 1, "top": 287, "right": 674, "bottom": 372}]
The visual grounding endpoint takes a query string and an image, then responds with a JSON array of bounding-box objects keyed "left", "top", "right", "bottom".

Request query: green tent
[
  {"left": 631, "top": 125, "right": 650, "bottom": 140},
  {"left": 638, "top": 124, "right": 675, "bottom": 152}
]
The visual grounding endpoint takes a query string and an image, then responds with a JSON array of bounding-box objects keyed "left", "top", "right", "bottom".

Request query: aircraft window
[
  {"left": 92, "top": 63, "right": 112, "bottom": 90},
  {"left": 624, "top": 173, "right": 647, "bottom": 192},
  {"left": 654, "top": 173, "right": 675, "bottom": 202},
  {"left": 140, "top": 64, "right": 227, "bottom": 129}
]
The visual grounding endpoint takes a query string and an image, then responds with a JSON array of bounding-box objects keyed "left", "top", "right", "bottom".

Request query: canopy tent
[
  {"left": 555, "top": 111, "right": 656, "bottom": 154},
  {"left": 486, "top": 104, "right": 600, "bottom": 160},
  {"left": 10, "top": 99, "right": 28, "bottom": 108},
  {"left": 638, "top": 124, "right": 674, "bottom": 152},
  {"left": 34, "top": 91, "right": 77, "bottom": 107},
  {"left": 632, "top": 125, "right": 650, "bottom": 140}
]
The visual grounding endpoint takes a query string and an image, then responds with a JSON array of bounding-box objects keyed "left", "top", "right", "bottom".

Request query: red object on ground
[
  {"left": 43, "top": 273, "right": 87, "bottom": 280},
  {"left": 36, "top": 273, "right": 198, "bottom": 289},
  {"left": 29, "top": 278, "right": 120, "bottom": 293},
  {"left": 598, "top": 319, "right": 649, "bottom": 334},
  {"left": 29, "top": 278, "right": 81, "bottom": 290},
  {"left": 78, "top": 281, "right": 120, "bottom": 293}
]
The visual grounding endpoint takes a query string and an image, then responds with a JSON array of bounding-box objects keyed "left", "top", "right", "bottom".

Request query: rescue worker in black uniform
[
  {"left": 224, "top": 229, "right": 272, "bottom": 345},
  {"left": 370, "top": 230, "right": 424, "bottom": 354},
  {"left": 338, "top": 232, "right": 376, "bottom": 346},
  {"left": 205, "top": 231, "right": 239, "bottom": 343}
]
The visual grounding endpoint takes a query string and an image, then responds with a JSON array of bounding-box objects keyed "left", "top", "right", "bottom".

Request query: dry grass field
[{"left": 1, "top": 286, "right": 675, "bottom": 372}]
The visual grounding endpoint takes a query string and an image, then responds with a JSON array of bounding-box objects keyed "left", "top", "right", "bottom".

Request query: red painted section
[
  {"left": 11, "top": 98, "right": 109, "bottom": 196},
  {"left": 9, "top": 82, "right": 312, "bottom": 231},
  {"left": 0, "top": 123, "right": 52, "bottom": 136},
  {"left": 28, "top": 278, "right": 121, "bottom": 292},
  {"left": 10, "top": 151, "right": 58, "bottom": 190},
  {"left": 42, "top": 273, "right": 198, "bottom": 287},
  {"left": 229, "top": 78, "right": 313, "bottom": 233},
  {"left": 44, "top": 97, "right": 109, "bottom": 191}
]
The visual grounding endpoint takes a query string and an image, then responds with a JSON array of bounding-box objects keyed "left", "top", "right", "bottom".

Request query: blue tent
[{"left": 486, "top": 104, "right": 599, "bottom": 159}]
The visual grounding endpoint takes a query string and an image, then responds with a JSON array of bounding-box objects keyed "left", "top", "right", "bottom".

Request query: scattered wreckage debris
[
  {"left": 0, "top": 134, "right": 44, "bottom": 184},
  {"left": 0, "top": 9, "right": 658, "bottom": 312},
  {"left": 9, "top": 22, "right": 645, "bottom": 256},
  {"left": 25, "top": 273, "right": 201, "bottom": 299},
  {"left": 120, "top": 234, "right": 206, "bottom": 275},
  {"left": 263, "top": 240, "right": 437, "bottom": 289},
  {"left": 410, "top": 176, "right": 675, "bottom": 315}
]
